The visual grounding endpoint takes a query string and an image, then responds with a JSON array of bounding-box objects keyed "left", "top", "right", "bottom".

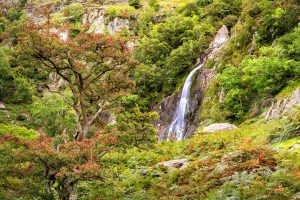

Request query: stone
[
  {"left": 0, "top": 102, "right": 6, "bottom": 110},
  {"left": 210, "top": 25, "right": 230, "bottom": 49},
  {"left": 107, "top": 18, "right": 129, "bottom": 34},
  {"left": 203, "top": 123, "right": 237, "bottom": 133},
  {"left": 158, "top": 159, "right": 189, "bottom": 171},
  {"left": 263, "top": 88, "right": 300, "bottom": 120}
]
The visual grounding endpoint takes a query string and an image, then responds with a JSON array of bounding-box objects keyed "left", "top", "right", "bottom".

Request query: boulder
[
  {"left": 158, "top": 159, "right": 189, "bottom": 171},
  {"left": 0, "top": 102, "right": 6, "bottom": 110},
  {"left": 203, "top": 123, "right": 237, "bottom": 133}
]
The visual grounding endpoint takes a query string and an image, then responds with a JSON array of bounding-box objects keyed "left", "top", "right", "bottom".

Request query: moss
[{"left": 276, "top": 79, "right": 300, "bottom": 100}]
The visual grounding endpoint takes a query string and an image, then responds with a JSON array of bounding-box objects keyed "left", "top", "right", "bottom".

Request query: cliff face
[{"left": 153, "top": 25, "right": 230, "bottom": 137}]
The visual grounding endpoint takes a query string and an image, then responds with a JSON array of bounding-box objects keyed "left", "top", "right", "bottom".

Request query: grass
[{"left": 273, "top": 136, "right": 300, "bottom": 153}]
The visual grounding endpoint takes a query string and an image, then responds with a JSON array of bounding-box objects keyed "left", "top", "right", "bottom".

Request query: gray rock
[
  {"left": 203, "top": 123, "right": 237, "bottom": 133},
  {"left": 107, "top": 18, "right": 129, "bottom": 34},
  {"left": 263, "top": 88, "right": 300, "bottom": 120},
  {"left": 210, "top": 25, "right": 230, "bottom": 48},
  {"left": 0, "top": 102, "right": 6, "bottom": 110},
  {"left": 158, "top": 159, "right": 189, "bottom": 171},
  {"left": 83, "top": 8, "right": 129, "bottom": 35}
]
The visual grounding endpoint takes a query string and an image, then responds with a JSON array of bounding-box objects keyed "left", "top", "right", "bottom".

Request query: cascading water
[{"left": 158, "top": 64, "right": 203, "bottom": 141}]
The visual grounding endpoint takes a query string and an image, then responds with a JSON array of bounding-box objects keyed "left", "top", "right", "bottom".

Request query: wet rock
[
  {"left": 202, "top": 123, "right": 237, "bottom": 133},
  {"left": 263, "top": 88, "right": 300, "bottom": 120},
  {"left": 0, "top": 102, "right": 6, "bottom": 110},
  {"left": 158, "top": 159, "right": 189, "bottom": 171},
  {"left": 153, "top": 93, "right": 181, "bottom": 134}
]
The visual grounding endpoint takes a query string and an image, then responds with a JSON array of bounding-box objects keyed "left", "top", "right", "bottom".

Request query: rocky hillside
[{"left": 0, "top": 0, "right": 299, "bottom": 199}]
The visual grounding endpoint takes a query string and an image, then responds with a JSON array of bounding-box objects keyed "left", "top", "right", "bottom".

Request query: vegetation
[{"left": 0, "top": 0, "right": 299, "bottom": 199}]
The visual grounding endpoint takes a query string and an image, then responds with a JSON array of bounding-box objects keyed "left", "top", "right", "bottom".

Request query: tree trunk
[
  {"left": 57, "top": 182, "right": 77, "bottom": 200},
  {"left": 69, "top": 183, "right": 77, "bottom": 200},
  {"left": 76, "top": 123, "right": 90, "bottom": 141}
]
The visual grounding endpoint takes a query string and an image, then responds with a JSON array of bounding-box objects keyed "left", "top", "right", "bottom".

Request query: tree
[
  {"left": 0, "top": 47, "right": 33, "bottom": 103},
  {"left": 110, "top": 95, "right": 159, "bottom": 150},
  {"left": 17, "top": 23, "right": 135, "bottom": 140},
  {"left": 0, "top": 132, "right": 117, "bottom": 200}
]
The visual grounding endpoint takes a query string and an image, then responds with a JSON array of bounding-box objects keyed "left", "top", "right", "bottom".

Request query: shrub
[
  {"left": 0, "top": 124, "right": 38, "bottom": 140},
  {"left": 148, "top": 0, "right": 160, "bottom": 11},
  {"left": 31, "top": 93, "right": 76, "bottom": 137},
  {"left": 129, "top": 0, "right": 141, "bottom": 9}
]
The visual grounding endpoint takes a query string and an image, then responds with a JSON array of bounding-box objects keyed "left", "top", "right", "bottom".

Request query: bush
[
  {"left": 148, "top": 0, "right": 160, "bottom": 11},
  {"left": 31, "top": 93, "right": 76, "bottom": 137},
  {"left": 0, "top": 47, "right": 33, "bottom": 103},
  {"left": 129, "top": 0, "right": 141, "bottom": 9},
  {"left": 0, "top": 124, "right": 38, "bottom": 140}
]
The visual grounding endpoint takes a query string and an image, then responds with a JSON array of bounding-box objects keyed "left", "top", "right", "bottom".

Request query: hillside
[{"left": 0, "top": 0, "right": 299, "bottom": 199}]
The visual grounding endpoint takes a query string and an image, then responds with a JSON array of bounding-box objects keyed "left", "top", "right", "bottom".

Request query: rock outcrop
[
  {"left": 154, "top": 25, "right": 230, "bottom": 138},
  {"left": 202, "top": 123, "right": 237, "bottom": 133},
  {"left": 263, "top": 88, "right": 300, "bottom": 120},
  {"left": 158, "top": 159, "right": 189, "bottom": 171},
  {"left": 83, "top": 8, "right": 129, "bottom": 34}
]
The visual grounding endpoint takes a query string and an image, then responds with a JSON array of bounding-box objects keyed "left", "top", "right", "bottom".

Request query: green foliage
[
  {"left": 129, "top": 0, "right": 141, "bottom": 9},
  {"left": 105, "top": 4, "right": 137, "bottom": 22},
  {"left": 196, "top": 0, "right": 212, "bottom": 6},
  {"left": 134, "top": 14, "right": 215, "bottom": 105},
  {"left": 148, "top": 0, "right": 160, "bottom": 11},
  {"left": 136, "top": 7, "right": 156, "bottom": 35},
  {"left": 6, "top": 8, "right": 24, "bottom": 22},
  {"left": 111, "top": 95, "right": 159, "bottom": 149},
  {"left": 0, "top": 47, "right": 34, "bottom": 103},
  {"left": 52, "top": 3, "right": 85, "bottom": 24},
  {"left": 0, "top": 124, "right": 38, "bottom": 140},
  {"left": 31, "top": 93, "right": 76, "bottom": 137},
  {"left": 218, "top": 23, "right": 300, "bottom": 120},
  {"left": 256, "top": 0, "right": 300, "bottom": 44}
]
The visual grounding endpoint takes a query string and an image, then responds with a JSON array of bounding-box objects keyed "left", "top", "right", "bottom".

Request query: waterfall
[{"left": 158, "top": 64, "right": 203, "bottom": 141}]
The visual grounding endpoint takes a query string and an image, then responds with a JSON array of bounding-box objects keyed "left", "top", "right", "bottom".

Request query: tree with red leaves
[
  {"left": 17, "top": 22, "right": 135, "bottom": 140},
  {"left": 0, "top": 132, "right": 117, "bottom": 200}
]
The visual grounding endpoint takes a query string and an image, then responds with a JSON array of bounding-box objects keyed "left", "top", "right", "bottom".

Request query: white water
[{"left": 158, "top": 64, "right": 203, "bottom": 141}]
